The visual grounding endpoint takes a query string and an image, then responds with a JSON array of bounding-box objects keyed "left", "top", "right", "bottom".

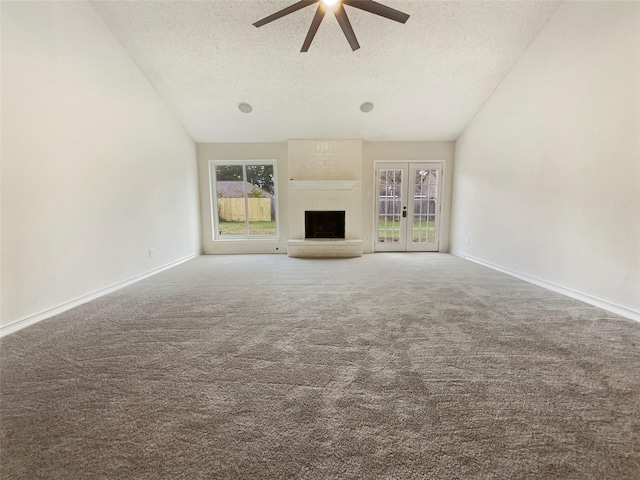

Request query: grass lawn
[
  {"left": 218, "top": 220, "right": 435, "bottom": 239},
  {"left": 378, "top": 220, "right": 435, "bottom": 230},
  {"left": 379, "top": 220, "right": 436, "bottom": 242},
  {"left": 219, "top": 221, "right": 276, "bottom": 235}
]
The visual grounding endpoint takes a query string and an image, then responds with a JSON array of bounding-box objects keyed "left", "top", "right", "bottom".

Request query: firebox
[{"left": 305, "top": 211, "right": 345, "bottom": 239}]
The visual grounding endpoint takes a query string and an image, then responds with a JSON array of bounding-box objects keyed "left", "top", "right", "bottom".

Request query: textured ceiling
[{"left": 91, "top": 0, "right": 562, "bottom": 143}]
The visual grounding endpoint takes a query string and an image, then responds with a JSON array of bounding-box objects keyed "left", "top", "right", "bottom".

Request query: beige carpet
[{"left": 1, "top": 253, "right": 639, "bottom": 479}]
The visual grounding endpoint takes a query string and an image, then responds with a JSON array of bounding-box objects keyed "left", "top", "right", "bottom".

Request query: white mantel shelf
[{"left": 290, "top": 180, "right": 359, "bottom": 190}]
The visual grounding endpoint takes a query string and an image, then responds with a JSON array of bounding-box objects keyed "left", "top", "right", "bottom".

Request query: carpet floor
[{"left": 1, "top": 253, "right": 639, "bottom": 479}]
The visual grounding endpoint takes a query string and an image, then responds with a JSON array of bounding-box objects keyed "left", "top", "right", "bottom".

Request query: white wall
[
  {"left": 1, "top": 1, "right": 201, "bottom": 330},
  {"left": 451, "top": 1, "right": 640, "bottom": 315}
]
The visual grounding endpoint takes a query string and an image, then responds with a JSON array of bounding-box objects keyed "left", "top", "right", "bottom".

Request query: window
[{"left": 210, "top": 161, "right": 278, "bottom": 239}]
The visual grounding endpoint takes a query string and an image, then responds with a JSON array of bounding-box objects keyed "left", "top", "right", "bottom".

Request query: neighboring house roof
[{"left": 216, "top": 181, "right": 273, "bottom": 198}]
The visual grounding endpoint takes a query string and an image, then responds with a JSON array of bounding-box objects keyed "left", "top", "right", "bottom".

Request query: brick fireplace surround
[{"left": 287, "top": 140, "right": 363, "bottom": 258}]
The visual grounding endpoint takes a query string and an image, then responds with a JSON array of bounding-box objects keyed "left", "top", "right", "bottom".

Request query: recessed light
[
  {"left": 238, "top": 102, "right": 253, "bottom": 113},
  {"left": 360, "top": 102, "right": 374, "bottom": 113}
]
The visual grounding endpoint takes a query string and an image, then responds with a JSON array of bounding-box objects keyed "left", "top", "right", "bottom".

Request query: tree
[
  {"left": 214, "top": 165, "right": 243, "bottom": 181},
  {"left": 246, "top": 164, "right": 274, "bottom": 195},
  {"left": 215, "top": 164, "right": 275, "bottom": 195}
]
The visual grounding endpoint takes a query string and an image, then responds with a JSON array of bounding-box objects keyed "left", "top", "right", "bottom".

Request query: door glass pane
[
  {"left": 246, "top": 164, "right": 276, "bottom": 235},
  {"left": 215, "top": 165, "right": 246, "bottom": 236},
  {"left": 412, "top": 169, "right": 438, "bottom": 244},
  {"left": 378, "top": 169, "right": 403, "bottom": 243}
]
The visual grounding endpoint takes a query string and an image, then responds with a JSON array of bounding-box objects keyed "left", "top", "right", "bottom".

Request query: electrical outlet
[
  {"left": 149, "top": 248, "right": 155, "bottom": 258},
  {"left": 365, "top": 235, "right": 370, "bottom": 241},
  {"left": 465, "top": 237, "right": 470, "bottom": 245}
]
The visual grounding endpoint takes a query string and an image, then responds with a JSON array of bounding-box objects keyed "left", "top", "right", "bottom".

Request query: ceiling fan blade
[
  {"left": 253, "top": 0, "right": 318, "bottom": 28},
  {"left": 342, "top": 0, "right": 410, "bottom": 24},
  {"left": 334, "top": 3, "right": 360, "bottom": 51},
  {"left": 301, "top": 5, "right": 326, "bottom": 52}
]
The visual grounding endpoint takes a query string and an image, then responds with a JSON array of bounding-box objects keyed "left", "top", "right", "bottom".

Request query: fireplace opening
[{"left": 305, "top": 211, "right": 345, "bottom": 239}]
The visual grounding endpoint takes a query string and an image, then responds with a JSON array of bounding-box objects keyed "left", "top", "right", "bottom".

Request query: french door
[{"left": 375, "top": 162, "right": 443, "bottom": 252}]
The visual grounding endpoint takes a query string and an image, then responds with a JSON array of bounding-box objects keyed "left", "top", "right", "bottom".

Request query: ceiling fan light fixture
[
  {"left": 360, "top": 102, "right": 374, "bottom": 113},
  {"left": 321, "top": 0, "right": 340, "bottom": 9},
  {"left": 253, "top": 0, "right": 410, "bottom": 52},
  {"left": 238, "top": 102, "right": 253, "bottom": 114}
]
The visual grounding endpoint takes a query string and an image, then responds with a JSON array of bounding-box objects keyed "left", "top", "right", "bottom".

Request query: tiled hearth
[{"left": 287, "top": 140, "right": 363, "bottom": 258}]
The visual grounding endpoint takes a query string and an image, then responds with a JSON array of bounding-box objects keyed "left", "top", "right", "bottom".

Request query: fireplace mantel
[{"left": 290, "top": 180, "right": 359, "bottom": 190}]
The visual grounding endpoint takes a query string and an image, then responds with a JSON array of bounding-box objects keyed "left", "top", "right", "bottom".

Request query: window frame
[{"left": 208, "top": 159, "right": 279, "bottom": 241}]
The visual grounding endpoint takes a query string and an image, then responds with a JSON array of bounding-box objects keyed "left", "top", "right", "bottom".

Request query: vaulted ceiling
[{"left": 91, "top": 0, "right": 562, "bottom": 143}]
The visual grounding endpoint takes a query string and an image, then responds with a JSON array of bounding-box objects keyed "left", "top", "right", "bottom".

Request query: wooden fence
[
  {"left": 218, "top": 198, "right": 272, "bottom": 222},
  {"left": 378, "top": 199, "right": 437, "bottom": 221}
]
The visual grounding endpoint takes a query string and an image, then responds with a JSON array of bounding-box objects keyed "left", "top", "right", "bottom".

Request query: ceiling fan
[{"left": 253, "top": 0, "right": 410, "bottom": 52}]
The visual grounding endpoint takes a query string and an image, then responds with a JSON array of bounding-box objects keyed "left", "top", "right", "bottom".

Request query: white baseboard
[
  {"left": 1, "top": 253, "right": 201, "bottom": 338},
  {"left": 452, "top": 252, "right": 640, "bottom": 323}
]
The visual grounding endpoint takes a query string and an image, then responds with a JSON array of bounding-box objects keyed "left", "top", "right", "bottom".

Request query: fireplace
[
  {"left": 287, "top": 140, "right": 363, "bottom": 257},
  {"left": 305, "top": 211, "right": 345, "bottom": 239}
]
